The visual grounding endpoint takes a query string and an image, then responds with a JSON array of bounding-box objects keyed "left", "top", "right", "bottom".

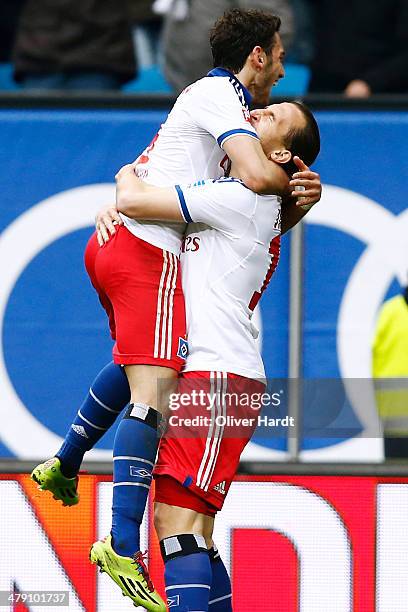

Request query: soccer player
[
  {"left": 32, "top": 9, "right": 321, "bottom": 610},
  {"left": 93, "top": 100, "right": 320, "bottom": 611}
]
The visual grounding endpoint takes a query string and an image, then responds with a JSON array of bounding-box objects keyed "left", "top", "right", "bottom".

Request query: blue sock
[
  {"left": 161, "top": 534, "right": 211, "bottom": 611},
  {"left": 56, "top": 362, "right": 130, "bottom": 478},
  {"left": 208, "top": 547, "right": 232, "bottom": 611},
  {"left": 111, "top": 403, "right": 162, "bottom": 557}
]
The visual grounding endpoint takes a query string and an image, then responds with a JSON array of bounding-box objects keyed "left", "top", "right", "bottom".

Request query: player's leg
[
  {"left": 154, "top": 492, "right": 214, "bottom": 612},
  {"left": 90, "top": 227, "right": 185, "bottom": 609},
  {"left": 208, "top": 546, "right": 232, "bottom": 611},
  {"left": 101, "top": 228, "right": 185, "bottom": 557},
  {"left": 90, "top": 375, "right": 178, "bottom": 610},
  {"left": 152, "top": 374, "right": 221, "bottom": 612},
  {"left": 111, "top": 364, "right": 177, "bottom": 558},
  {"left": 154, "top": 487, "right": 232, "bottom": 611},
  {"left": 152, "top": 371, "right": 263, "bottom": 610},
  {"left": 56, "top": 361, "right": 129, "bottom": 477},
  {"left": 31, "top": 361, "right": 130, "bottom": 505}
]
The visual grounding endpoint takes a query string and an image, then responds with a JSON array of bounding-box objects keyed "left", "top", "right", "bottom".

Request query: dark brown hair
[
  {"left": 283, "top": 102, "right": 321, "bottom": 175},
  {"left": 210, "top": 9, "right": 281, "bottom": 74}
]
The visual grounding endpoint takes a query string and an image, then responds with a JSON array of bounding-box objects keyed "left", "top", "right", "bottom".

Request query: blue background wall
[{"left": 0, "top": 107, "right": 406, "bottom": 458}]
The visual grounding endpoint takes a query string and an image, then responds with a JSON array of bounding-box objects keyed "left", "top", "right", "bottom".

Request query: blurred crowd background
[{"left": 0, "top": 0, "right": 407, "bottom": 97}]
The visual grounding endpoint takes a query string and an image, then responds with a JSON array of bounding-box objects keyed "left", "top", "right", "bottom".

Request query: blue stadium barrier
[{"left": 0, "top": 99, "right": 406, "bottom": 461}]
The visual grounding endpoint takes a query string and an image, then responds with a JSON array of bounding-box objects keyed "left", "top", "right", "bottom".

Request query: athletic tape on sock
[
  {"left": 160, "top": 534, "right": 208, "bottom": 562},
  {"left": 125, "top": 403, "right": 163, "bottom": 430}
]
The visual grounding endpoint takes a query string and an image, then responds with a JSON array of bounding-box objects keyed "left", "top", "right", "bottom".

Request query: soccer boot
[
  {"left": 89, "top": 535, "right": 166, "bottom": 611},
  {"left": 31, "top": 457, "right": 79, "bottom": 506}
]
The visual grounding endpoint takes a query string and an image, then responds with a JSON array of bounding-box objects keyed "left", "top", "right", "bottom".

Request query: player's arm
[
  {"left": 217, "top": 129, "right": 321, "bottom": 203},
  {"left": 116, "top": 166, "right": 245, "bottom": 239},
  {"left": 116, "top": 164, "right": 183, "bottom": 222},
  {"left": 118, "top": 170, "right": 250, "bottom": 240},
  {"left": 223, "top": 136, "right": 288, "bottom": 195},
  {"left": 189, "top": 81, "right": 288, "bottom": 195}
]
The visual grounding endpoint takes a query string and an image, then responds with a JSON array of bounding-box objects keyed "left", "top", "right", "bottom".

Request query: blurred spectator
[
  {"left": 159, "top": 0, "right": 294, "bottom": 93},
  {"left": 309, "top": 0, "right": 408, "bottom": 96},
  {"left": 372, "top": 286, "right": 408, "bottom": 458},
  {"left": 286, "top": 0, "right": 314, "bottom": 65},
  {"left": 131, "top": 0, "right": 163, "bottom": 68},
  {"left": 132, "top": 0, "right": 158, "bottom": 22},
  {"left": 0, "top": 0, "right": 25, "bottom": 62},
  {"left": 13, "top": 0, "right": 136, "bottom": 91}
]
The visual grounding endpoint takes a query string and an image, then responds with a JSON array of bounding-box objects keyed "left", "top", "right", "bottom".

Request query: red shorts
[
  {"left": 84, "top": 227, "right": 186, "bottom": 371},
  {"left": 154, "top": 371, "right": 265, "bottom": 513}
]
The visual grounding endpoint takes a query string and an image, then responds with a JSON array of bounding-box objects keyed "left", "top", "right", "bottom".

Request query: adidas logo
[
  {"left": 213, "top": 480, "right": 227, "bottom": 495},
  {"left": 71, "top": 424, "right": 88, "bottom": 438}
]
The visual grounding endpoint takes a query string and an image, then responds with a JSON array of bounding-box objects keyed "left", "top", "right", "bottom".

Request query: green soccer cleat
[
  {"left": 89, "top": 535, "right": 166, "bottom": 611},
  {"left": 31, "top": 457, "right": 79, "bottom": 506}
]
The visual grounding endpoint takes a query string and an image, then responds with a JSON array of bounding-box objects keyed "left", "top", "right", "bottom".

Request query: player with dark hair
[
  {"left": 91, "top": 100, "right": 320, "bottom": 611},
  {"left": 210, "top": 9, "right": 282, "bottom": 72},
  {"left": 210, "top": 9, "right": 284, "bottom": 105}
]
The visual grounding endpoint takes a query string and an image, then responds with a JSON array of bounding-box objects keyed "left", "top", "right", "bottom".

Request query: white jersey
[
  {"left": 121, "top": 68, "right": 258, "bottom": 255},
  {"left": 176, "top": 177, "right": 282, "bottom": 380}
]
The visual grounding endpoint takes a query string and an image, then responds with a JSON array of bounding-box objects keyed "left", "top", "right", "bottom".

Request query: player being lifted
[
  {"left": 93, "top": 100, "right": 320, "bottom": 611},
  {"left": 31, "top": 9, "right": 321, "bottom": 611}
]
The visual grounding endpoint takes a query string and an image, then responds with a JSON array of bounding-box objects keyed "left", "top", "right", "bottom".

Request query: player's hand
[
  {"left": 115, "top": 163, "right": 136, "bottom": 182},
  {"left": 289, "top": 157, "right": 322, "bottom": 210},
  {"left": 115, "top": 163, "right": 146, "bottom": 195},
  {"left": 95, "top": 203, "right": 123, "bottom": 246}
]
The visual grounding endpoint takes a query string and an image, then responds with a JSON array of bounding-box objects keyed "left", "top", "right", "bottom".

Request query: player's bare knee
[
  {"left": 154, "top": 502, "right": 208, "bottom": 542},
  {"left": 124, "top": 364, "right": 177, "bottom": 414},
  {"left": 154, "top": 502, "right": 185, "bottom": 540}
]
